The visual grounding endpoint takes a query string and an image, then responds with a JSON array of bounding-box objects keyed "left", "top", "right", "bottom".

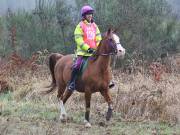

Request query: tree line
[{"left": 0, "top": 0, "right": 179, "bottom": 62}]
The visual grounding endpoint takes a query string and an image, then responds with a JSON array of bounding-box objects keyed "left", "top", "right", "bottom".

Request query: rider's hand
[{"left": 87, "top": 48, "right": 95, "bottom": 54}]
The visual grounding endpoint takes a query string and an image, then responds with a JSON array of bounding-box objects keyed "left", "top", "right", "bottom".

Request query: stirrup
[{"left": 67, "top": 82, "right": 75, "bottom": 91}]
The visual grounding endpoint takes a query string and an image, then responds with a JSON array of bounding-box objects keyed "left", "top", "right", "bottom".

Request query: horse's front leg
[
  {"left": 84, "top": 89, "right": 92, "bottom": 128},
  {"left": 100, "top": 89, "right": 113, "bottom": 121}
]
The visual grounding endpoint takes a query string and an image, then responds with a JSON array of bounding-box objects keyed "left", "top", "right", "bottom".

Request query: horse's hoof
[
  {"left": 84, "top": 120, "right": 92, "bottom": 128},
  {"left": 106, "top": 108, "right": 113, "bottom": 121},
  {"left": 85, "top": 122, "right": 92, "bottom": 128},
  {"left": 60, "top": 114, "right": 67, "bottom": 123}
]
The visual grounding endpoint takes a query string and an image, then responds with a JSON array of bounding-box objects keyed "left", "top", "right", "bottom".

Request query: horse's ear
[{"left": 107, "top": 28, "right": 112, "bottom": 36}]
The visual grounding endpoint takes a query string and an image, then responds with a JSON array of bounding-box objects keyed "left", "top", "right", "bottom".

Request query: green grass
[
  {"left": 0, "top": 92, "right": 58, "bottom": 120},
  {"left": 108, "top": 122, "right": 180, "bottom": 135},
  {"left": 0, "top": 92, "right": 180, "bottom": 135}
]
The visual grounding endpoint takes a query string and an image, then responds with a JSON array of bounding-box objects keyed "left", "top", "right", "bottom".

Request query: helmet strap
[{"left": 82, "top": 15, "right": 94, "bottom": 23}]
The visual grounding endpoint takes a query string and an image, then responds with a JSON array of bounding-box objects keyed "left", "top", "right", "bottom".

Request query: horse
[{"left": 45, "top": 28, "right": 125, "bottom": 128}]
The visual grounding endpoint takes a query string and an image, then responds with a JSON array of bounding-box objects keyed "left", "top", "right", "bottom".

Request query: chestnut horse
[{"left": 45, "top": 28, "right": 125, "bottom": 127}]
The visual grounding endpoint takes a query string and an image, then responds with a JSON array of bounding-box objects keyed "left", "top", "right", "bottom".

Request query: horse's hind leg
[
  {"left": 57, "top": 85, "right": 65, "bottom": 99},
  {"left": 100, "top": 89, "right": 113, "bottom": 121},
  {"left": 57, "top": 84, "right": 68, "bottom": 122},
  {"left": 58, "top": 86, "right": 74, "bottom": 122},
  {"left": 60, "top": 89, "right": 73, "bottom": 104}
]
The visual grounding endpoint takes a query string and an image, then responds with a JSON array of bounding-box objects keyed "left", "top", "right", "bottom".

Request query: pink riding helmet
[{"left": 81, "top": 5, "right": 94, "bottom": 17}]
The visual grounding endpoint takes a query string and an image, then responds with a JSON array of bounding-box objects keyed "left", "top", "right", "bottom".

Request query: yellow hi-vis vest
[{"left": 74, "top": 20, "right": 102, "bottom": 56}]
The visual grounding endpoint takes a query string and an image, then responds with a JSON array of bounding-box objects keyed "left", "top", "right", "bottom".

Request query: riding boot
[
  {"left": 67, "top": 68, "right": 78, "bottom": 91},
  {"left": 109, "top": 80, "right": 115, "bottom": 89}
]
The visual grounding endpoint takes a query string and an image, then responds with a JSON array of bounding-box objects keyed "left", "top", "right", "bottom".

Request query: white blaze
[{"left": 112, "top": 34, "right": 125, "bottom": 57}]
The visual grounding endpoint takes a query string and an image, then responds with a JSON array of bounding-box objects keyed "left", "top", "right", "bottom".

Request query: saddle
[
  {"left": 72, "top": 55, "right": 89, "bottom": 76},
  {"left": 79, "top": 57, "right": 89, "bottom": 75}
]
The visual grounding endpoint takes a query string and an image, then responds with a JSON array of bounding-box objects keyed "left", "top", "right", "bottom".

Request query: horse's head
[{"left": 97, "top": 28, "right": 125, "bottom": 58}]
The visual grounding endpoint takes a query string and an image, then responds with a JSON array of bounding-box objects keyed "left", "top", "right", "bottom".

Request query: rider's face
[{"left": 85, "top": 13, "right": 93, "bottom": 22}]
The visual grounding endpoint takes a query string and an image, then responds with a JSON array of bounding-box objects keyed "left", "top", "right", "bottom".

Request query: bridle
[{"left": 94, "top": 39, "right": 120, "bottom": 56}]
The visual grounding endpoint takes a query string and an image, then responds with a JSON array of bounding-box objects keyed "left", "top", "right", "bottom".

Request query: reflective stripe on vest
[{"left": 80, "top": 21, "right": 96, "bottom": 49}]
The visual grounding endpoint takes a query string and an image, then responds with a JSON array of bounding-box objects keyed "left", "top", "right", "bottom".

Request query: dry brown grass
[
  {"left": 3, "top": 65, "right": 179, "bottom": 125},
  {"left": 113, "top": 71, "right": 180, "bottom": 125}
]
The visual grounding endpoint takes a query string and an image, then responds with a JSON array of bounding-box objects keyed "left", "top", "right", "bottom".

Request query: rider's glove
[{"left": 87, "top": 48, "right": 95, "bottom": 54}]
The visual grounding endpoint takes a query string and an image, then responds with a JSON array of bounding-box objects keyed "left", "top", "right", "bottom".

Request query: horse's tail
[{"left": 44, "top": 53, "right": 64, "bottom": 94}]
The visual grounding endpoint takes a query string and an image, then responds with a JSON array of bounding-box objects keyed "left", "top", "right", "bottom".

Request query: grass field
[
  {"left": 1, "top": 53, "right": 180, "bottom": 135},
  {"left": 0, "top": 63, "right": 180, "bottom": 135},
  {"left": 0, "top": 92, "right": 180, "bottom": 135}
]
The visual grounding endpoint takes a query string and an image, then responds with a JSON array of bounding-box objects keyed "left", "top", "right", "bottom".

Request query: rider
[{"left": 67, "top": 5, "right": 114, "bottom": 91}]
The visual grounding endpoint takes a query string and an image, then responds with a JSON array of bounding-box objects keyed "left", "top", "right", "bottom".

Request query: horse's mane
[
  {"left": 90, "top": 32, "right": 109, "bottom": 61},
  {"left": 90, "top": 40, "right": 102, "bottom": 61}
]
